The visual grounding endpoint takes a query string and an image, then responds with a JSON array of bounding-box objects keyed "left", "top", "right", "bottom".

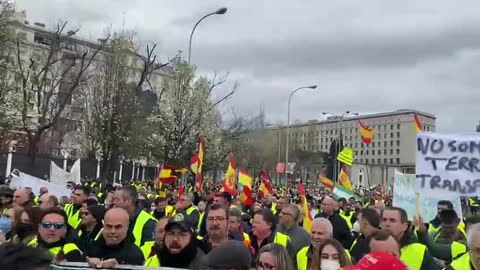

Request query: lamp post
[
  {"left": 322, "top": 111, "right": 358, "bottom": 181},
  {"left": 285, "top": 85, "right": 317, "bottom": 184},
  {"left": 266, "top": 124, "right": 282, "bottom": 185},
  {"left": 188, "top": 7, "right": 227, "bottom": 65},
  {"left": 119, "top": 156, "right": 124, "bottom": 183},
  {"left": 5, "top": 140, "right": 17, "bottom": 178}
]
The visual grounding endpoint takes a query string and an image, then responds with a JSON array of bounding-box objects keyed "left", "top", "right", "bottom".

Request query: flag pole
[{"left": 362, "top": 143, "right": 371, "bottom": 191}]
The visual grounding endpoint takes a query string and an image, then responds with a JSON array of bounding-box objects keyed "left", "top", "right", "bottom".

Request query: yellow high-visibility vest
[{"left": 400, "top": 243, "right": 426, "bottom": 270}]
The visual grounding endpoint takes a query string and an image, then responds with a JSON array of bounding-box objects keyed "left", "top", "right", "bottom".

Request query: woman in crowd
[
  {"left": 315, "top": 239, "right": 352, "bottom": 270},
  {"left": 256, "top": 243, "right": 295, "bottom": 270},
  {"left": 1, "top": 206, "right": 23, "bottom": 241},
  {"left": 9, "top": 207, "right": 42, "bottom": 244}
]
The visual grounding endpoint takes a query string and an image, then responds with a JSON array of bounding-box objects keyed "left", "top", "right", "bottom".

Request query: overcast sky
[{"left": 15, "top": 0, "right": 480, "bottom": 132}]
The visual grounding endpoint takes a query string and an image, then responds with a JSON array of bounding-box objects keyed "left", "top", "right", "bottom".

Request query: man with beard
[
  {"left": 64, "top": 185, "right": 90, "bottom": 229},
  {"left": 144, "top": 213, "right": 206, "bottom": 269},
  {"left": 86, "top": 208, "right": 144, "bottom": 268}
]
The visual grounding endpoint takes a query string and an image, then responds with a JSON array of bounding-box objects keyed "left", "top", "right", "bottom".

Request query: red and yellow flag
[
  {"left": 222, "top": 155, "right": 237, "bottom": 196},
  {"left": 358, "top": 121, "right": 374, "bottom": 144},
  {"left": 298, "top": 182, "right": 313, "bottom": 233},
  {"left": 414, "top": 113, "right": 422, "bottom": 132},
  {"left": 338, "top": 164, "right": 352, "bottom": 191},
  {"left": 258, "top": 179, "right": 273, "bottom": 198},
  {"left": 157, "top": 164, "right": 178, "bottom": 184},
  {"left": 190, "top": 136, "right": 205, "bottom": 192},
  {"left": 319, "top": 174, "right": 334, "bottom": 190},
  {"left": 238, "top": 170, "right": 253, "bottom": 207}
]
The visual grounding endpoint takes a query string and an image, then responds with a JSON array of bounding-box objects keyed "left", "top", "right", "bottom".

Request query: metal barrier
[{"left": 50, "top": 262, "right": 186, "bottom": 270}]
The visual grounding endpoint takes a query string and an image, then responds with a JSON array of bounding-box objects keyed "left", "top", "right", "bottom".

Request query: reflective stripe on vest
[
  {"left": 145, "top": 255, "right": 160, "bottom": 267},
  {"left": 273, "top": 232, "right": 290, "bottom": 247},
  {"left": 449, "top": 252, "right": 472, "bottom": 270},
  {"left": 197, "top": 212, "right": 205, "bottom": 233},
  {"left": 133, "top": 210, "right": 157, "bottom": 247},
  {"left": 296, "top": 246, "right": 309, "bottom": 270},
  {"left": 28, "top": 237, "right": 82, "bottom": 256},
  {"left": 400, "top": 243, "right": 426, "bottom": 270},
  {"left": 186, "top": 206, "right": 196, "bottom": 215},
  {"left": 451, "top": 241, "right": 467, "bottom": 260},
  {"left": 271, "top": 203, "right": 277, "bottom": 215},
  {"left": 339, "top": 213, "right": 353, "bottom": 229},
  {"left": 350, "top": 236, "right": 359, "bottom": 252},
  {"left": 166, "top": 205, "right": 174, "bottom": 217},
  {"left": 141, "top": 241, "right": 155, "bottom": 260},
  {"left": 78, "top": 228, "right": 103, "bottom": 241}
]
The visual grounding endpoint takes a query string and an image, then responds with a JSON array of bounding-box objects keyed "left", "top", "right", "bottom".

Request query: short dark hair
[
  {"left": 154, "top": 197, "right": 166, "bottom": 205},
  {"left": 208, "top": 203, "right": 228, "bottom": 218},
  {"left": 74, "top": 185, "right": 90, "bottom": 196},
  {"left": 439, "top": 209, "right": 458, "bottom": 225},
  {"left": 438, "top": 200, "right": 453, "bottom": 210},
  {"left": 40, "top": 207, "right": 68, "bottom": 225},
  {"left": 384, "top": 207, "right": 408, "bottom": 224},
  {"left": 84, "top": 198, "right": 98, "bottom": 207},
  {"left": 370, "top": 230, "right": 396, "bottom": 242},
  {"left": 0, "top": 243, "right": 51, "bottom": 270},
  {"left": 356, "top": 201, "right": 364, "bottom": 207},
  {"left": 254, "top": 208, "right": 276, "bottom": 232},
  {"left": 360, "top": 208, "right": 380, "bottom": 228},
  {"left": 338, "top": 198, "right": 347, "bottom": 204},
  {"left": 215, "top": 191, "right": 232, "bottom": 203},
  {"left": 119, "top": 185, "right": 138, "bottom": 204}
]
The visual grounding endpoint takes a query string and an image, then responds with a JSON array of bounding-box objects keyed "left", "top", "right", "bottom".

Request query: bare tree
[{"left": 11, "top": 21, "right": 107, "bottom": 162}]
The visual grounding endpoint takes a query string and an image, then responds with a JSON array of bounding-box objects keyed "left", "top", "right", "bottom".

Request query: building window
[
  {"left": 377, "top": 158, "right": 381, "bottom": 164},
  {"left": 390, "top": 141, "right": 394, "bottom": 147},
  {"left": 384, "top": 149, "right": 387, "bottom": 154},
  {"left": 384, "top": 158, "right": 387, "bottom": 163},
  {"left": 397, "top": 158, "right": 400, "bottom": 164},
  {"left": 366, "top": 150, "right": 369, "bottom": 155},
  {"left": 371, "top": 159, "right": 375, "bottom": 164},
  {"left": 360, "top": 150, "right": 363, "bottom": 155},
  {"left": 391, "top": 124, "right": 394, "bottom": 130},
  {"left": 396, "top": 140, "right": 400, "bottom": 146},
  {"left": 396, "top": 149, "right": 400, "bottom": 155},
  {"left": 397, "top": 124, "right": 400, "bottom": 129},
  {"left": 390, "top": 149, "right": 393, "bottom": 155},
  {"left": 397, "top": 132, "right": 400, "bottom": 137},
  {"left": 372, "top": 142, "right": 375, "bottom": 147},
  {"left": 390, "top": 158, "right": 394, "bottom": 164},
  {"left": 384, "top": 133, "right": 387, "bottom": 139},
  {"left": 390, "top": 133, "right": 394, "bottom": 138},
  {"left": 360, "top": 159, "right": 363, "bottom": 163},
  {"left": 384, "top": 141, "right": 387, "bottom": 147},
  {"left": 377, "top": 150, "right": 381, "bottom": 155}
]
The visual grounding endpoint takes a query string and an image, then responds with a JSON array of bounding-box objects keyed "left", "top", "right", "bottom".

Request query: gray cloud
[{"left": 14, "top": 0, "right": 480, "bottom": 132}]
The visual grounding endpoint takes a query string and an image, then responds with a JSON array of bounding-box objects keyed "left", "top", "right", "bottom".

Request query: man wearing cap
[
  {"left": 86, "top": 208, "right": 144, "bottom": 267},
  {"left": 145, "top": 213, "right": 206, "bottom": 269},
  {"left": 342, "top": 251, "right": 409, "bottom": 270},
  {"left": 78, "top": 205, "right": 105, "bottom": 250}
]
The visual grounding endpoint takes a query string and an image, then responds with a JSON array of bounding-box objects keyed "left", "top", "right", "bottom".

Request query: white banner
[
  {"left": 50, "top": 159, "right": 81, "bottom": 186},
  {"left": 394, "top": 170, "right": 462, "bottom": 221},
  {"left": 10, "top": 171, "right": 72, "bottom": 198},
  {"left": 416, "top": 132, "right": 480, "bottom": 196}
]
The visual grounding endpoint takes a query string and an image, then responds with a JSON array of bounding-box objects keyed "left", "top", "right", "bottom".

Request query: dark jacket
[
  {"left": 77, "top": 223, "right": 103, "bottom": 251},
  {"left": 399, "top": 229, "right": 439, "bottom": 270},
  {"left": 86, "top": 234, "right": 144, "bottom": 265},
  {"left": 250, "top": 231, "right": 295, "bottom": 260},
  {"left": 315, "top": 212, "right": 353, "bottom": 249},
  {"left": 198, "top": 232, "right": 244, "bottom": 254},
  {"left": 349, "top": 233, "right": 371, "bottom": 263},
  {"left": 37, "top": 232, "right": 83, "bottom": 262},
  {"left": 151, "top": 209, "right": 166, "bottom": 220}
]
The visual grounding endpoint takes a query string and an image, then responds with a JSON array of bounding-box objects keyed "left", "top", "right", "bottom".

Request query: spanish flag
[
  {"left": 358, "top": 120, "right": 374, "bottom": 144},
  {"left": 319, "top": 174, "right": 334, "bottom": 190},
  {"left": 157, "top": 164, "right": 179, "bottom": 184},
  {"left": 258, "top": 179, "right": 273, "bottom": 198},
  {"left": 298, "top": 182, "right": 313, "bottom": 233},
  {"left": 190, "top": 136, "right": 205, "bottom": 192},
  {"left": 414, "top": 113, "right": 422, "bottom": 132},
  {"left": 222, "top": 155, "right": 237, "bottom": 196},
  {"left": 238, "top": 170, "right": 253, "bottom": 206},
  {"left": 338, "top": 164, "right": 352, "bottom": 191}
]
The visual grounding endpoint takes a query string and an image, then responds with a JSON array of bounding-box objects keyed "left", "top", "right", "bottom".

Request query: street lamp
[
  {"left": 322, "top": 111, "right": 358, "bottom": 181},
  {"left": 285, "top": 85, "right": 317, "bottom": 183},
  {"left": 188, "top": 7, "right": 228, "bottom": 65}
]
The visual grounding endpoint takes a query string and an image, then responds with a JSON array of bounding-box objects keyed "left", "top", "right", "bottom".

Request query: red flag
[
  {"left": 190, "top": 136, "right": 205, "bottom": 192},
  {"left": 222, "top": 155, "right": 237, "bottom": 196},
  {"left": 414, "top": 113, "right": 422, "bottom": 132},
  {"left": 157, "top": 164, "right": 178, "bottom": 184},
  {"left": 240, "top": 185, "right": 253, "bottom": 207},
  {"left": 178, "top": 186, "right": 185, "bottom": 198},
  {"left": 258, "top": 168, "right": 273, "bottom": 198}
]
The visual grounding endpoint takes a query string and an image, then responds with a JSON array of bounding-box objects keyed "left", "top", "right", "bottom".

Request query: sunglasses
[{"left": 40, "top": 222, "right": 65, "bottom": 230}]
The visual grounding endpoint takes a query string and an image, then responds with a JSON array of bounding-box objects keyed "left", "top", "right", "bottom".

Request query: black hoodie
[{"left": 86, "top": 233, "right": 144, "bottom": 265}]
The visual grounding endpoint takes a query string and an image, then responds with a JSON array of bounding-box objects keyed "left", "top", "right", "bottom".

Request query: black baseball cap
[{"left": 165, "top": 213, "right": 195, "bottom": 233}]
